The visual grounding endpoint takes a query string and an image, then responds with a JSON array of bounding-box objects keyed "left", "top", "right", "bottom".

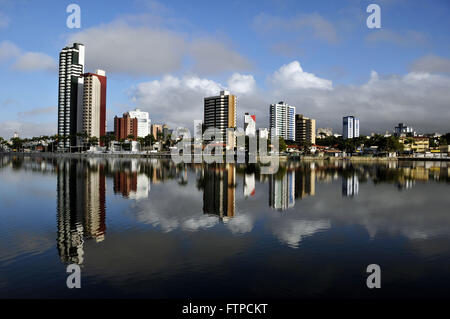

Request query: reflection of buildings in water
[
  {"left": 203, "top": 164, "right": 236, "bottom": 220},
  {"left": 244, "top": 172, "right": 255, "bottom": 197},
  {"left": 342, "top": 174, "right": 359, "bottom": 197},
  {"left": 294, "top": 166, "right": 315, "bottom": 199},
  {"left": 113, "top": 171, "right": 150, "bottom": 200},
  {"left": 57, "top": 160, "right": 106, "bottom": 265},
  {"left": 397, "top": 179, "right": 415, "bottom": 190},
  {"left": 269, "top": 170, "right": 295, "bottom": 210}
]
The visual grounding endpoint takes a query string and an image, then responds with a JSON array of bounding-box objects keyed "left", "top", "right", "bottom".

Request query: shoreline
[{"left": 2, "top": 151, "right": 449, "bottom": 162}]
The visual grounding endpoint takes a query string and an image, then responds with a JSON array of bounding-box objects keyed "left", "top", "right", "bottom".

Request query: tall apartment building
[
  {"left": 343, "top": 116, "right": 360, "bottom": 139},
  {"left": 270, "top": 101, "right": 296, "bottom": 141},
  {"left": 295, "top": 114, "right": 316, "bottom": 145},
  {"left": 204, "top": 90, "right": 237, "bottom": 148},
  {"left": 114, "top": 113, "right": 138, "bottom": 141},
  {"left": 58, "top": 43, "right": 85, "bottom": 149},
  {"left": 80, "top": 70, "right": 107, "bottom": 145},
  {"left": 128, "top": 109, "right": 151, "bottom": 138},
  {"left": 244, "top": 113, "right": 256, "bottom": 137}
]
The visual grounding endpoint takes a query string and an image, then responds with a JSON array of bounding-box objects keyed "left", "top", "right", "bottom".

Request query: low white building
[{"left": 128, "top": 109, "right": 151, "bottom": 138}]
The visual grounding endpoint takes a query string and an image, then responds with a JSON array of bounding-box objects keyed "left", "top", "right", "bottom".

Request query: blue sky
[{"left": 1, "top": 0, "right": 450, "bottom": 137}]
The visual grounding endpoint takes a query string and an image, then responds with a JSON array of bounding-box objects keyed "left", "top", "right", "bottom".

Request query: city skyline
[{"left": 1, "top": 0, "right": 450, "bottom": 138}]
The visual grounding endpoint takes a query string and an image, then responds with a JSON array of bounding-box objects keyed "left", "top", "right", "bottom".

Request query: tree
[
  {"left": 144, "top": 134, "right": 155, "bottom": 146},
  {"left": 278, "top": 137, "right": 287, "bottom": 152},
  {"left": 88, "top": 136, "right": 99, "bottom": 146},
  {"left": 10, "top": 137, "right": 23, "bottom": 151},
  {"left": 127, "top": 134, "right": 135, "bottom": 141}
]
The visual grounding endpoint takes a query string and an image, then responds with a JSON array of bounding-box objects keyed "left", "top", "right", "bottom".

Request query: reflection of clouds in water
[
  {"left": 183, "top": 216, "right": 219, "bottom": 231},
  {"left": 271, "top": 219, "right": 331, "bottom": 248},
  {"left": 308, "top": 184, "right": 450, "bottom": 241},
  {"left": 226, "top": 214, "right": 254, "bottom": 234}
]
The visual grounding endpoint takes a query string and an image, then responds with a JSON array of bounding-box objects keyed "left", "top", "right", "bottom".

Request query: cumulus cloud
[
  {"left": 131, "top": 74, "right": 223, "bottom": 128},
  {"left": 129, "top": 60, "right": 450, "bottom": 134},
  {"left": 269, "top": 61, "right": 333, "bottom": 90},
  {"left": 67, "top": 21, "right": 250, "bottom": 76},
  {"left": 227, "top": 73, "right": 256, "bottom": 95},
  {"left": 68, "top": 22, "right": 186, "bottom": 76},
  {"left": 12, "top": 52, "right": 56, "bottom": 72},
  {"left": 409, "top": 54, "right": 450, "bottom": 74},
  {"left": 253, "top": 13, "right": 338, "bottom": 44},
  {"left": 0, "top": 40, "right": 56, "bottom": 72}
]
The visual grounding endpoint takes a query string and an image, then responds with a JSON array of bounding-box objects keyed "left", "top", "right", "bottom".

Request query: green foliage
[{"left": 278, "top": 137, "right": 287, "bottom": 152}]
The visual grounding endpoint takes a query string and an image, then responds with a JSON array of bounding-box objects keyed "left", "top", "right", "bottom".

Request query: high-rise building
[
  {"left": 151, "top": 124, "right": 163, "bottom": 139},
  {"left": 204, "top": 90, "right": 237, "bottom": 148},
  {"left": 343, "top": 116, "right": 360, "bottom": 139},
  {"left": 295, "top": 114, "right": 316, "bottom": 145},
  {"left": 394, "top": 123, "right": 416, "bottom": 137},
  {"left": 79, "top": 70, "right": 107, "bottom": 145},
  {"left": 58, "top": 43, "right": 85, "bottom": 149},
  {"left": 244, "top": 113, "right": 256, "bottom": 137},
  {"left": 114, "top": 113, "right": 138, "bottom": 141},
  {"left": 270, "top": 101, "right": 296, "bottom": 141},
  {"left": 128, "top": 109, "right": 151, "bottom": 138}
]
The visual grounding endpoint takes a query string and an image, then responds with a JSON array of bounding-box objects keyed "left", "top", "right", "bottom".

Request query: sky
[{"left": 0, "top": 0, "right": 450, "bottom": 138}]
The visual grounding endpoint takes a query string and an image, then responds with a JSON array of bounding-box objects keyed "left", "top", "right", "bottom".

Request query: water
[{"left": 0, "top": 155, "right": 449, "bottom": 298}]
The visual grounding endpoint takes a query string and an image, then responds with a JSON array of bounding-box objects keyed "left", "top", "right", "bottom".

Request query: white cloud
[
  {"left": 67, "top": 21, "right": 250, "bottom": 76},
  {"left": 68, "top": 22, "right": 186, "bottom": 76},
  {"left": 128, "top": 60, "right": 450, "bottom": 134},
  {"left": 269, "top": 61, "right": 333, "bottom": 90},
  {"left": 131, "top": 75, "right": 223, "bottom": 128},
  {"left": 227, "top": 73, "right": 256, "bottom": 95},
  {"left": 0, "top": 41, "right": 56, "bottom": 72},
  {"left": 409, "top": 54, "right": 450, "bottom": 74},
  {"left": 0, "top": 40, "right": 20, "bottom": 62},
  {"left": 12, "top": 52, "right": 56, "bottom": 72}
]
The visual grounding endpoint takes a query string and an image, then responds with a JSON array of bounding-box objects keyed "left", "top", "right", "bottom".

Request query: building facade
[
  {"left": 114, "top": 113, "right": 138, "bottom": 141},
  {"left": 80, "top": 70, "right": 107, "bottom": 145},
  {"left": 58, "top": 43, "right": 85, "bottom": 149},
  {"left": 204, "top": 90, "right": 237, "bottom": 148},
  {"left": 151, "top": 124, "right": 163, "bottom": 139},
  {"left": 128, "top": 109, "right": 151, "bottom": 138},
  {"left": 270, "top": 101, "right": 296, "bottom": 141},
  {"left": 343, "top": 116, "right": 360, "bottom": 139},
  {"left": 394, "top": 123, "right": 416, "bottom": 137},
  {"left": 295, "top": 114, "right": 316, "bottom": 145}
]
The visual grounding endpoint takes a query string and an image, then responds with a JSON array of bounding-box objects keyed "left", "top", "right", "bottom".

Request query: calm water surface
[{"left": 1, "top": 155, "right": 449, "bottom": 298}]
